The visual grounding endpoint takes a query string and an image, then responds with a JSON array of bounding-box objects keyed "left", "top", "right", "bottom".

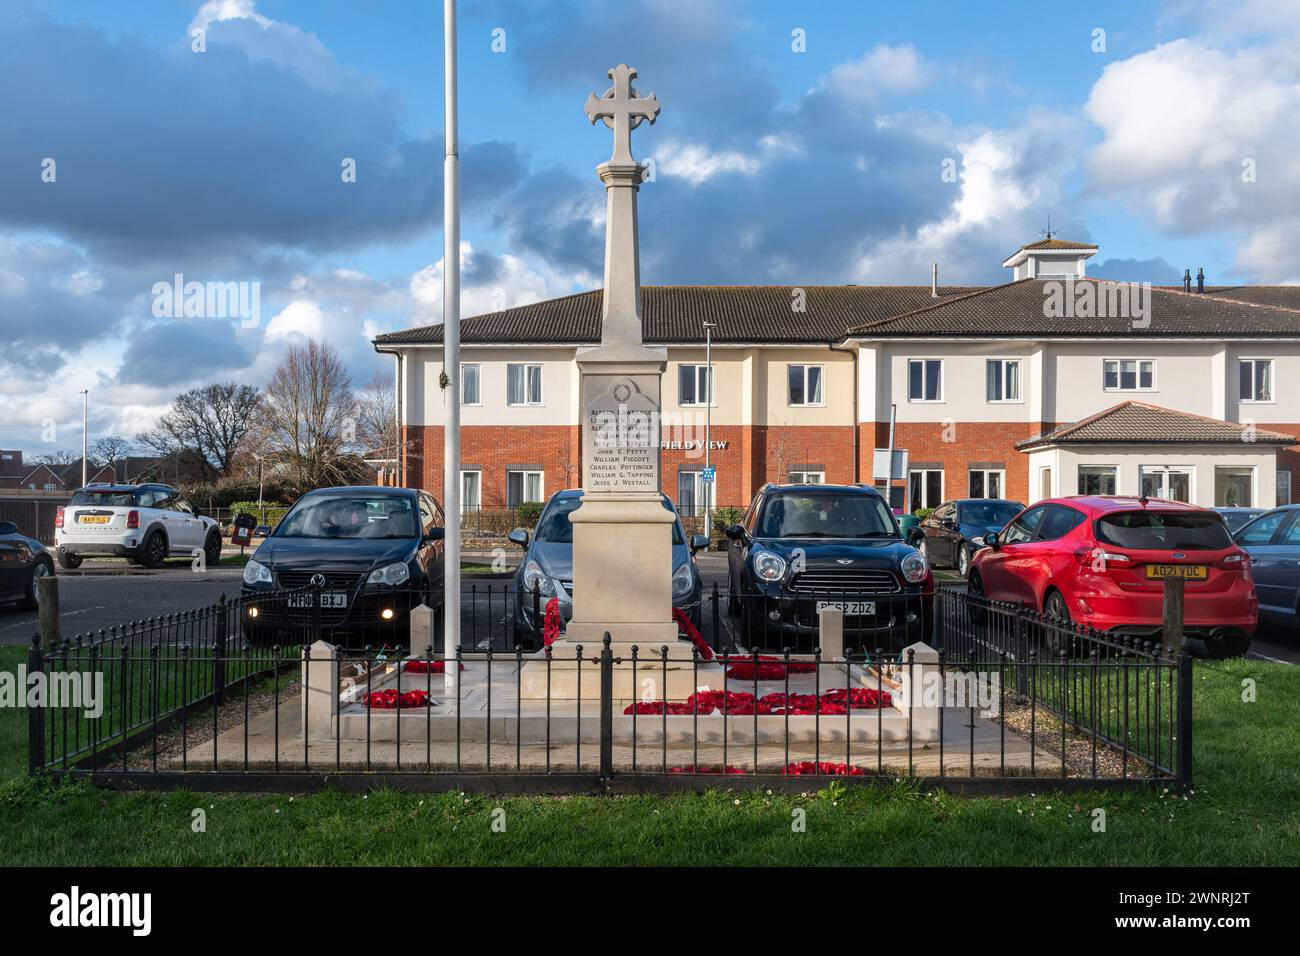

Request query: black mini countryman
[{"left": 725, "top": 484, "right": 933, "bottom": 653}]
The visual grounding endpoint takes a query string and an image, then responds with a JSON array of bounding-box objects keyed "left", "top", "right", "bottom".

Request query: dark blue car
[
  {"left": 917, "top": 498, "right": 1025, "bottom": 577},
  {"left": 1233, "top": 504, "right": 1300, "bottom": 629}
]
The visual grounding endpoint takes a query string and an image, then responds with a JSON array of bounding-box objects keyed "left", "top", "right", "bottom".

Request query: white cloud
[
  {"left": 409, "top": 242, "right": 588, "bottom": 321},
  {"left": 822, "top": 44, "right": 931, "bottom": 102}
]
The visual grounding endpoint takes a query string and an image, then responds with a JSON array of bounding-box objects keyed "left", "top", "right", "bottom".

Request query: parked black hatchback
[
  {"left": 725, "top": 484, "right": 933, "bottom": 653},
  {"left": 240, "top": 486, "right": 445, "bottom": 646},
  {"left": 916, "top": 498, "right": 1024, "bottom": 577}
]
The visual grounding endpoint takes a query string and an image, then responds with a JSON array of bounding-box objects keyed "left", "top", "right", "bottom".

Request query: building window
[
  {"left": 907, "top": 359, "right": 942, "bottom": 402},
  {"left": 985, "top": 360, "right": 1022, "bottom": 402},
  {"left": 461, "top": 364, "right": 480, "bottom": 405},
  {"left": 1239, "top": 359, "right": 1273, "bottom": 403},
  {"left": 460, "top": 471, "right": 481, "bottom": 513},
  {"left": 788, "top": 470, "right": 825, "bottom": 484},
  {"left": 908, "top": 469, "right": 943, "bottom": 510},
  {"left": 787, "top": 364, "right": 823, "bottom": 406},
  {"left": 1214, "top": 467, "right": 1254, "bottom": 507},
  {"left": 1103, "top": 359, "right": 1155, "bottom": 391},
  {"left": 1038, "top": 467, "right": 1053, "bottom": 501},
  {"left": 506, "top": 364, "right": 543, "bottom": 405},
  {"left": 676, "top": 471, "right": 714, "bottom": 517},
  {"left": 968, "top": 469, "right": 1005, "bottom": 498},
  {"left": 1140, "top": 466, "right": 1191, "bottom": 503},
  {"left": 1078, "top": 465, "right": 1118, "bottom": 495},
  {"left": 506, "top": 470, "right": 543, "bottom": 508},
  {"left": 1279, "top": 468, "right": 1293, "bottom": 506},
  {"left": 678, "top": 364, "right": 712, "bottom": 406}
]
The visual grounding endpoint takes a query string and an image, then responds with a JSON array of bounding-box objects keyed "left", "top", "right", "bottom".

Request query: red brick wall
[
  {"left": 858, "top": 421, "right": 1049, "bottom": 505},
  {"left": 403, "top": 424, "right": 579, "bottom": 508}
]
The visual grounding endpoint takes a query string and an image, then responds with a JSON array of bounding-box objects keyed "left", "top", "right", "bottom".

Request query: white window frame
[
  {"left": 1278, "top": 468, "right": 1292, "bottom": 506},
  {"left": 1213, "top": 465, "right": 1256, "bottom": 508},
  {"left": 676, "top": 471, "right": 715, "bottom": 517},
  {"left": 1076, "top": 464, "right": 1119, "bottom": 496},
  {"left": 968, "top": 468, "right": 1006, "bottom": 498},
  {"left": 1102, "top": 358, "right": 1156, "bottom": 392},
  {"left": 908, "top": 468, "right": 944, "bottom": 510},
  {"left": 460, "top": 363, "right": 481, "bottom": 406},
  {"left": 505, "top": 470, "right": 544, "bottom": 509},
  {"left": 677, "top": 364, "right": 714, "bottom": 407},
  {"left": 985, "top": 358, "right": 1023, "bottom": 403},
  {"left": 787, "top": 364, "right": 825, "bottom": 407},
  {"left": 907, "top": 359, "right": 944, "bottom": 403},
  {"left": 787, "top": 469, "right": 825, "bottom": 484},
  {"left": 1139, "top": 465, "right": 1194, "bottom": 503},
  {"left": 1238, "top": 358, "right": 1275, "bottom": 404},
  {"left": 506, "top": 364, "right": 543, "bottom": 406},
  {"left": 460, "top": 470, "right": 481, "bottom": 514}
]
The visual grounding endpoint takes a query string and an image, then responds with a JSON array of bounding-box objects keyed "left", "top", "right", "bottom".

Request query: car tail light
[
  {"left": 1078, "top": 547, "right": 1131, "bottom": 571},
  {"left": 126, "top": 510, "right": 140, "bottom": 529},
  {"left": 54, "top": 507, "right": 64, "bottom": 528},
  {"left": 1216, "top": 552, "right": 1248, "bottom": 570}
]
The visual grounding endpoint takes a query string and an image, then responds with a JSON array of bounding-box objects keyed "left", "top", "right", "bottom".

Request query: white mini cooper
[{"left": 54, "top": 483, "right": 223, "bottom": 570}]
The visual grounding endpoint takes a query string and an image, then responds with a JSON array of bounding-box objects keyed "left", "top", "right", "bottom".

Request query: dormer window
[{"left": 1002, "top": 238, "right": 1098, "bottom": 280}]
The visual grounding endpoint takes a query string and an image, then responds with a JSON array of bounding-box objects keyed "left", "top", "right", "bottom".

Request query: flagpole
[{"left": 443, "top": 0, "right": 462, "bottom": 692}]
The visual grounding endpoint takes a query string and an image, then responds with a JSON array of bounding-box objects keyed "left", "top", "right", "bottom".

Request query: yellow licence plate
[
  {"left": 1145, "top": 564, "right": 1207, "bottom": 580},
  {"left": 78, "top": 515, "right": 110, "bottom": 524}
]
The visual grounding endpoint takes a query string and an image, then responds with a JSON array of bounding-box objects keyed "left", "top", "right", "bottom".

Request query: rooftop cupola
[{"left": 1002, "top": 237, "right": 1098, "bottom": 280}]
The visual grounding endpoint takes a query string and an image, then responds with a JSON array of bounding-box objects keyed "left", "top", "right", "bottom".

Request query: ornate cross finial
[{"left": 584, "top": 64, "right": 660, "bottom": 166}]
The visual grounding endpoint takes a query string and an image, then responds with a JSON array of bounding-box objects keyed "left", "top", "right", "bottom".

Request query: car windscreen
[
  {"left": 1095, "top": 511, "right": 1233, "bottom": 551},
  {"left": 958, "top": 501, "right": 1022, "bottom": 526},
  {"left": 276, "top": 495, "right": 418, "bottom": 539},
  {"left": 757, "top": 493, "right": 896, "bottom": 538},
  {"left": 535, "top": 496, "right": 685, "bottom": 545},
  {"left": 1220, "top": 511, "right": 1261, "bottom": 533},
  {"left": 70, "top": 490, "right": 136, "bottom": 506}
]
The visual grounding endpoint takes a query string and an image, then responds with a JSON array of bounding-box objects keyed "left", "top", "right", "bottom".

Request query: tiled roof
[
  {"left": 373, "top": 285, "right": 980, "bottom": 346},
  {"left": 1014, "top": 238, "right": 1098, "bottom": 252},
  {"left": 1017, "top": 402, "right": 1295, "bottom": 449},
  {"left": 1194, "top": 286, "right": 1300, "bottom": 311},
  {"left": 848, "top": 278, "right": 1300, "bottom": 337}
]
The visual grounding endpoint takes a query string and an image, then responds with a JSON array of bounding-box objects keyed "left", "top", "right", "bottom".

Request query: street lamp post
[
  {"left": 254, "top": 454, "right": 265, "bottom": 523},
  {"left": 703, "top": 320, "right": 715, "bottom": 540},
  {"left": 80, "top": 390, "right": 88, "bottom": 488}
]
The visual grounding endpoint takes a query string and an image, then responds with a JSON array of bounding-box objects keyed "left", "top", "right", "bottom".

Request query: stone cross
[{"left": 584, "top": 64, "right": 660, "bottom": 166}]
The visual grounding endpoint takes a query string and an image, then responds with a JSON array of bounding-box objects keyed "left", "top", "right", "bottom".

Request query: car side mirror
[
  {"left": 985, "top": 531, "right": 1000, "bottom": 550},
  {"left": 940, "top": 517, "right": 956, "bottom": 529},
  {"left": 0, "top": 521, "right": 16, "bottom": 535},
  {"left": 723, "top": 524, "right": 746, "bottom": 542},
  {"left": 423, "top": 527, "right": 445, "bottom": 542},
  {"left": 690, "top": 534, "right": 709, "bottom": 554},
  {"left": 906, "top": 526, "right": 925, "bottom": 546},
  {"left": 507, "top": 528, "right": 530, "bottom": 548}
]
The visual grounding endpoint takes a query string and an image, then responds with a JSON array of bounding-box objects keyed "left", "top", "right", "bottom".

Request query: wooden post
[
  {"left": 37, "top": 574, "right": 60, "bottom": 650},
  {"left": 1161, "top": 576, "right": 1185, "bottom": 655}
]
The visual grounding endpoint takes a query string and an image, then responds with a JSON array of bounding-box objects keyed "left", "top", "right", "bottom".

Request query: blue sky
[{"left": 3, "top": 0, "right": 1299, "bottom": 453}]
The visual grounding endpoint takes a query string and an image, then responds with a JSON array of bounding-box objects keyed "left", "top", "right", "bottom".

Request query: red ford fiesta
[{"left": 969, "top": 496, "right": 1257, "bottom": 658}]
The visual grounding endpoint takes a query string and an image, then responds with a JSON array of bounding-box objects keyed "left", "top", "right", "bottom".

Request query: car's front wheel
[
  {"left": 18, "top": 559, "right": 52, "bottom": 610},
  {"left": 56, "top": 550, "right": 82, "bottom": 570},
  {"left": 957, "top": 544, "right": 972, "bottom": 578},
  {"left": 203, "top": 530, "right": 222, "bottom": 567}
]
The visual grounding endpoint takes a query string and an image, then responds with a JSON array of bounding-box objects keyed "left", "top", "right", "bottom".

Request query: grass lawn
[{"left": 0, "top": 645, "right": 1297, "bottom": 866}]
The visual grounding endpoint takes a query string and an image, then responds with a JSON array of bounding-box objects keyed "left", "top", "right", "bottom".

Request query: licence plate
[
  {"left": 78, "top": 515, "right": 110, "bottom": 524},
  {"left": 816, "top": 600, "right": 876, "bottom": 615},
  {"left": 288, "top": 592, "right": 349, "bottom": 609},
  {"left": 1144, "top": 564, "right": 1207, "bottom": 580}
]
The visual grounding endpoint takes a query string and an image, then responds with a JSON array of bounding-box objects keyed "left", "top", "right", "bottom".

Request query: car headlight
[
  {"left": 671, "top": 562, "right": 693, "bottom": 599},
  {"left": 521, "top": 559, "right": 555, "bottom": 598},
  {"left": 970, "top": 534, "right": 986, "bottom": 547},
  {"left": 900, "top": 551, "right": 929, "bottom": 584},
  {"left": 243, "top": 559, "right": 272, "bottom": 585},
  {"left": 366, "top": 561, "right": 410, "bottom": 586},
  {"left": 751, "top": 549, "right": 787, "bottom": 583}
]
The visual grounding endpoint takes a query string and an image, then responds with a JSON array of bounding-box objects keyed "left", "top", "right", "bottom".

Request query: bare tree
[
  {"left": 138, "top": 383, "right": 261, "bottom": 476},
  {"left": 30, "top": 450, "right": 75, "bottom": 465},
  {"left": 352, "top": 371, "right": 397, "bottom": 459},
  {"left": 259, "top": 340, "right": 361, "bottom": 491},
  {"left": 91, "top": 435, "right": 133, "bottom": 468}
]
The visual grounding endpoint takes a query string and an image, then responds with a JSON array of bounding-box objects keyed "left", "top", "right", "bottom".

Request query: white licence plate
[
  {"left": 816, "top": 600, "right": 876, "bottom": 615},
  {"left": 288, "top": 592, "right": 348, "bottom": 609}
]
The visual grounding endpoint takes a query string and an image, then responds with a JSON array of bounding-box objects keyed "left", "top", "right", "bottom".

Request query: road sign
[{"left": 701, "top": 467, "right": 715, "bottom": 482}]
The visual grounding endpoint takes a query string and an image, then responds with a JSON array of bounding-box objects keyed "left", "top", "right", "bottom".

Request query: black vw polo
[
  {"left": 239, "top": 486, "right": 445, "bottom": 645},
  {"left": 725, "top": 483, "right": 933, "bottom": 653}
]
